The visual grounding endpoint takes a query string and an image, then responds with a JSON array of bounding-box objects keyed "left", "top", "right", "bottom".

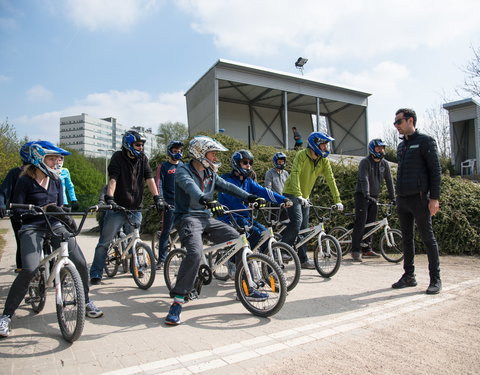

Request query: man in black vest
[{"left": 392, "top": 108, "right": 442, "bottom": 294}]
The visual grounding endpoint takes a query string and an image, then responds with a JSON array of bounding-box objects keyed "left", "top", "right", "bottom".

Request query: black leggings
[{"left": 3, "top": 224, "right": 90, "bottom": 317}]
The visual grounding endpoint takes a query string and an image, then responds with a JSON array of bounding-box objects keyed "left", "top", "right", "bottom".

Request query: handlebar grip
[
  {"left": 95, "top": 204, "right": 114, "bottom": 211},
  {"left": 9, "top": 203, "right": 35, "bottom": 210}
]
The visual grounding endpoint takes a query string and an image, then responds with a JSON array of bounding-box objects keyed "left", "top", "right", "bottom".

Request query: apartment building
[{"left": 59, "top": 113, "right": 158, "bottom": 158}]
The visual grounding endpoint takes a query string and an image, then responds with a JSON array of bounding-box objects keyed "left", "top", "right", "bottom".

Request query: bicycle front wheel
[
  {"left": 235, "top": 253, "right": 287, "bottom": 318},
  {"left": 380, "top": 229, "right": 404, "bottom": 263},
  {"left": 56, "top": 263, "right": 86, "bottom": 343},
  {"left": 164, "top": 248, "right": 187, "bottom": 291},
  {"left": 104, "top": 245, "right": 121, "bottom": 278},
  {"left": 329, "top": 226, "right": 351, "bottom": 256},
  {"left": 27, "top": 267, "right": 47, "bottom": 313},
  {"left": 131, "top": 242, "right": 156, "bottom": 289},
  {"left": 270, "top": 242, "right": 301, "bottom": 292},
  {"left": 314, "top": 234, "right": 342, "bottom": 278}
]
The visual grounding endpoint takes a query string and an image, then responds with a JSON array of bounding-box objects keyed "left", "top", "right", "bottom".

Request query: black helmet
[
  {"left": 167, "top": 140, "right": 184, "bottom": 160},
  {"left": 231, "top": 149, "right": 254, "bottom": 178}
]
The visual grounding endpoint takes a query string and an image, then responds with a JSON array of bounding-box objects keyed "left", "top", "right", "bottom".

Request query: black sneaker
[
  {"left": 426, "top": 279, "right": 442, "bottom": 294},
  {"left": 392, "top": 274, "right": 417, "bottom": 289},
  {"left": 90, "top": 277, "right": 101, "bottom": 285}
]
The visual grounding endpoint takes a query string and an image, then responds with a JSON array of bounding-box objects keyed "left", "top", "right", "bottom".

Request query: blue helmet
[
  {"left": 272, "top": 152, "right": 287, "bottom": 169},
  {"left": 122, "top": 130, "right": 146, "bottom": 158},
  {"left": 24, "top": 141, "right": 70, "bottom": 179},
  {"left": 307, "top": 132, "right": 334, "bottom": 158},
  {"left": 167, "top": 140, "right": 184, "bottom": 160},
  {"left": 231, "top": 149, "right": 254, "bottom": 178},
  {"left": 368, "top": 138, "right": 387, "bottom": 159}
]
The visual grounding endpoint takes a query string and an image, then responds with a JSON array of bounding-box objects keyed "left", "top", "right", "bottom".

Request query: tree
[
  {"left": 460, "top": 45, "right": 480, "bottom": 98},
  {"left": 0, "top": 118, "right": 28, "bottom": 179},
  {"left": 156, "top": 122, "right": 188, "bottom": 154},
  {"left": 423, "top": 104, "right": 451, "bottom": 159}
]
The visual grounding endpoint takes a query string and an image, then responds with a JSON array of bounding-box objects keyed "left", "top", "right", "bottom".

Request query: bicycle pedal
[{"left": 185, "top": 290, "right": 199, "bottom": 302}]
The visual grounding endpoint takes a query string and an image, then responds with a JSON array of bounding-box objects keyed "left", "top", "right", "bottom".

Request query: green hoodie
[{"left": 282, "top": 148, "right": 341, "bottom": 203}]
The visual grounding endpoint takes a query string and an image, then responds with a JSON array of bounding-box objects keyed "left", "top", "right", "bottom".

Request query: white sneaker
[
  {"left": 0, "top": 315, "right": 11, "bottom": 337},
  {"left": 86, "top": 301, "right": 104, "bottom": 318}
]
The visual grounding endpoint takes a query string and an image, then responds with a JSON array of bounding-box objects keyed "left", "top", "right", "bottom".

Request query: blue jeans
[
  {"left": 281, "top": 194, "right": 310, "bottom": 263},
  {"left": 158, "top": 208, "right": 174, "bottom": 263},
  {"left": 89, "top": 210, "right": 142, "bottom": 279}
]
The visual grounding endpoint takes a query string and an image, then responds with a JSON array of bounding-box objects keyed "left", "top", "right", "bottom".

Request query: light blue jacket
[{"left": 60, "top": 168, "right": 77, "bottom": 205}]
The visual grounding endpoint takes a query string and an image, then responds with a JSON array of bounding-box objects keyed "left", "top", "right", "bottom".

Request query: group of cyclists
[{"left": 0, "top": 126, "right": 394, "bottom": 336}]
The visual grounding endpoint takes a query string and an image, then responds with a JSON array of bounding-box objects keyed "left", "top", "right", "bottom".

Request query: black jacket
[
  {"left": 396, "top": 130, "right": 441, "bottom": 199},
  {"left": 108, "top": 149, "right": 153, "bottom": 209},
  {"left": 355, "top": 156, "right": 395, "bottom": 199}
]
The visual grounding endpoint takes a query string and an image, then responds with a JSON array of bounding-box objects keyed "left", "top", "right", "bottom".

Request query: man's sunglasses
[
  {"left": 133, "top": 143, "right": 144, "bottom": 147},
  {"left": 240, "top": 160, "right": 253, "bottom": 166},
  {"left": 393, "top": 116, "right": 410, "bottom": 126}
]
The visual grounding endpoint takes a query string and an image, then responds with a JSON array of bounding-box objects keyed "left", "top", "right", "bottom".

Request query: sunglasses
[
  {"left": 133, "top": 142, "right": 144, "bottom": 147},
  {"left": 393, "top": 117, "right": 409, "bottom": 126},
  {"left": 240, "top": 160, "right": 253, "bottom": 166}
]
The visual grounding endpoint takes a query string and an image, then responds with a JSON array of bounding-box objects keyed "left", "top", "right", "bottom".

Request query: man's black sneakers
[{"left": 392, "top": 274, "right": 417, "bottom": 289}]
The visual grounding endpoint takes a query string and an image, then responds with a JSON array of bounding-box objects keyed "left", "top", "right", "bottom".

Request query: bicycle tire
[
  {"left": 130, "top": 242, "right": 156, "bottom": 290},
  {"left": 313, "top": 234, "right": 342, "bottom": 278},
  {"left": 380, "top": 228, "right": 404, "bottom": 263},
  {"left": 329, "top": 226, "right": 351, "bottom": 256},
  {"left": 164, "top": 248, "right": 187, "bottom": 291},
  {"left": 104, "top": 245, "right": 121, "bottom": 278},
  {"left": 212, "top": 249, "right": 230, "bottom": 281},
  {"left": 56, "top": 263, "right": 86, "bottom": 343},
  {"left": 27, "top": 267, "right": 47, "bottom": 313},
  {"left": 235, "top": 253, "right": 287, "bottom": 318},
  {"left": 269, "top": 242, "right": 301, "bottom": 292},
  {"left": 151, "top": 230, "right": 160, "bottom": 263}
]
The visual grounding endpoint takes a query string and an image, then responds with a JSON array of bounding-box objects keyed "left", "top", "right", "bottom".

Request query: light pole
[{"left": 97, "top": 148, "right": 114, "bottom": 185}]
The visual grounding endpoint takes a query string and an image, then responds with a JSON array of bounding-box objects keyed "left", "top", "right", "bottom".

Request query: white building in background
[{"left": 59, "top": 113, "right": 158, "bottom": 158}]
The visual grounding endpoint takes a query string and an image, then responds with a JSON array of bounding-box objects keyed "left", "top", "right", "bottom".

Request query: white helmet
[{"left": 189, "top": 136, "right": 228, "bottom": 172}]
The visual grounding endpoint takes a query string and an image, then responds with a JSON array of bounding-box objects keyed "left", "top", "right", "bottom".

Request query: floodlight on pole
[
  {"left": 98, "top": 148, "right": 115, "bottom": 185},
  {"left": 295, "top": 57, "right": 308, "bottom": 75}
]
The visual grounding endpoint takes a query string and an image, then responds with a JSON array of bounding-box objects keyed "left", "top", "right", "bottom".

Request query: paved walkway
[{"left": 0, "top": 217, "right": 479, "bottom": 375}]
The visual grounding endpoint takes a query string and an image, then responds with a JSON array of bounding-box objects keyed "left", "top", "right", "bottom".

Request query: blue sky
[{"left": 1, "top": 0, "right": 480, "bottom": 143}]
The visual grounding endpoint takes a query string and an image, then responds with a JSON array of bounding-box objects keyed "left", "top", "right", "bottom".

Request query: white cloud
[
  {"left": 12, "top": 89, "right": 187, "bottom": 142},
  {"left": 63, "top": 0, "right": 162, "bottom": 31},
  {"left": 176, "top": 0, "right": 480, "bottom": 59},
  {"left": 0, "top": 74, "right": 11, "bottom": 82},
  {"left": 26, "top": 85, "right": 54, "bottom": 102}
]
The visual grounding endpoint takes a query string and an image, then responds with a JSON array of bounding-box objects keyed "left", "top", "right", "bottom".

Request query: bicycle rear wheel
[
  {"left": 130, "top": 242, "right": 156, "bottom": 289},
  {"left": 270, "top": 242, "right": 301, "bottom": 292},
  {"left": 164, "top": 248, "right": 187, "bottom": 291},
  {"left": 329, "top": 226, "right": 351, "bottom": 256},
  {"left": 235, "top": 253, "right": 287, "bottom": 317},
  {"left": 313, "top": 234, "right": 342, "bottom": 278},
  {"left": 380, "top": 229, "right": 404, "bottom": 263},
  {"left": 104, "top": 245, "right": 121, "bottom": 278},
  {"left": 56, "top": 263, "right": 85, "bottom": 343},
  {"left": 151, "top": 231, "right": 161, "bottom": 263},
  {"left": 27, "top": 267, "right": 47, "bottom": 313}
]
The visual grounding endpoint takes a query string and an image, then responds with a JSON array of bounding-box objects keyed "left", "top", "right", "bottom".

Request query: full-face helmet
[
  {"left": 24, "top": 141, "right": 70, "bottom": 179},
  {"left": 368, "top": 138, "right": 387, "bottom": 159},
  {"left": 307, "top": 132, "right": 334, "bottom": 158},
  {"left": 231, "top": 149, "right": 254, "bottom": 178},
  {"left": 167, "top": 140, "right": 184, "bottom": 160},
  {"left": 188, "top": 136, "right": 228, "bottom": 172},
  {"left": 272, "top": 152, "right": 287, "bottom": 169},
  {"left": 122, "top": 130, "right": 146, "bottom": 158}
]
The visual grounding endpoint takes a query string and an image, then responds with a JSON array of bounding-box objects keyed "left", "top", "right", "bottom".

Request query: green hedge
[{"left": 141, "top": 133, "right": 480, "bottom": 255}]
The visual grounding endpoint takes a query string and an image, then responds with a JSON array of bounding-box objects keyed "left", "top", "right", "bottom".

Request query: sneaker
[
  {"left": 165, "top": 303, "right": 182, "bottom": 325},
  {"left": 90, "top": 277, "right": 101, "bottom": 285},
  {"left": 351, "top": 252, "right": 362, "bottom": 262},
  {"left": 301, "top": 260, "right": 315, "bottom": 269},
  {"left": 426, "top": 279, "right": 442, "bottom": 295},
  {"left": 86, "top": 301, "right": 104, "bottom": 318},
  {"left": 362, "top": 250, "right": 381, "bottom": 258},
  {"left": 246, "top": 289, "right": 269, "bottom": 302},
  {"left": 227, "top": 261, "right": 236, "bottom": 280},
  {"left": 392, "top": 274, "right": 417, "bottom": 289},
  {"left": 156, "top": 261, "right": 164, "bottom": 271},
  {"left": 281, "top": 253, "right": 293, "bottom": 262},
  {"left": 0, "top": 315, "right": 11, "bottom": 337}
]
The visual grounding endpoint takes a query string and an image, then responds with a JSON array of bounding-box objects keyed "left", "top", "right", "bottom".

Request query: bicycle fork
[{"left": 52, "top": 242, "right": 73, "bottom": 307}]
